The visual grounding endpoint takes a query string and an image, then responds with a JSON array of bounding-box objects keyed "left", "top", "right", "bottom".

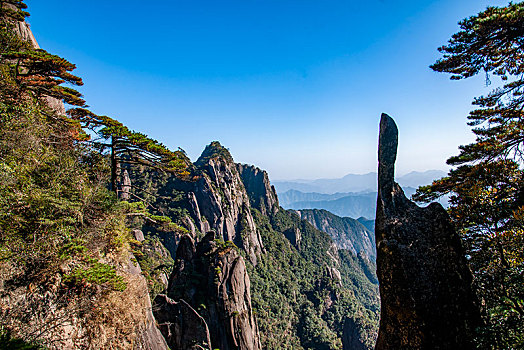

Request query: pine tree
[
  {"left": 414, "top": 2, "right": 524, "bottom": 348},
  {"left": 3, "top": 49, "right": 86, "bottom": 106},
  {"left": 0, "top": 0, "right": 30, "bottom": 22},
  {"left": 68, "top": 108, "right": 190, "bottom": 196}
]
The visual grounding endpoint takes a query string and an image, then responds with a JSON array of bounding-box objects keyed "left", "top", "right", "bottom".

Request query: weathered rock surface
[
  {"left": 189, "top": 142, "right": 264, "bottom": 265},
  {"left": 160, "top": 233, "right": 261, "bottom": 350},
  {"left": 295, "top": 208, "right": 376, "bottom": 260},
  {"left": 153, "top": 294, "right": 212, "bottom": 350},
  {"left": 126, "top": 258, "right": 170, "bottom": 350},
  {"left": 374, "top": 114, "right": 481, "bottom": 349},
  {"left": 342, "top": 318, "right": 367, "bottom": 350},
  {"left": 120, "top": 169, "right": 132, "bottom": 200},
  {"left": 283, "top": 226, "right": 302, "bottom": 249},
  {"left": 237, "top": 164, "right": 279, "bottom": 216}
]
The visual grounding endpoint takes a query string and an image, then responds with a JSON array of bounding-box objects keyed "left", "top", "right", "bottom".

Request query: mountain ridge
[
  {"left": 294, "top": 209, "right": 376, "bottom": 261},
  {"left": 273, "top": 170, "right": 446, "bottom": 194}
]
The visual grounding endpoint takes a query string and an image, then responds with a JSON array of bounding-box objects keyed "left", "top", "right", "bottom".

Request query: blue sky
[{"left": 26, "top": 0, "right": 510, "bottom": 180}]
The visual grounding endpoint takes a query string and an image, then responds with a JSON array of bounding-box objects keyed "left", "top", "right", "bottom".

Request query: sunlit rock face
[
  {"left": 190, "top": 142, "right": 265, "bottom": 266},
  {"left": 374, "top": 114, "right": 481, "bottom": 349},
  {"left": 237, "top": 163, "right": 279, "bottom": 217}
]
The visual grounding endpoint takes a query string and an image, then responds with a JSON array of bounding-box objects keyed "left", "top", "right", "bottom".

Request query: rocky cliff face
[
  {"left": 132, "top": 141, "right": 379, "bottom": 349},
  {"left": 155, "top": 233, "right": 261, "bottom": 350},
  {"left": 374, "top": 114, "right": 482, "bottom": 349},
  {"left": 295, "top": 208, "right": 376, "bottom": 260},
  {"left": 237, "top": 164, "right": 279, "bottom": 216},
  {"left": 188, "top": 142, "right": 264, "bottom": 265},
  {"left": 0, "top": 253, "right": 169, "bottom": 350},
  {"left": 342, "top": 318, "right": 368, "bottom": 350}
]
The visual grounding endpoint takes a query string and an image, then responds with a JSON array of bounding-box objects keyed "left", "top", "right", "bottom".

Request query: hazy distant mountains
[
  {"left": 276, "top": 170, "right": 446, "bottom": 219},
  {"left": 273, "top": 170, "right": 446, "bottom": 194},
  {"left": 281, "top": 188, "right": 416, "bottom": 219}
]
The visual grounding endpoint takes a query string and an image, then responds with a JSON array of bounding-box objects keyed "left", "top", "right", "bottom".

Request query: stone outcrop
[
  {"left": 188, "top": 142, "right": 264, "bottom": 265},
  {"left": 125, "top": 258, "right": 170, "bottom": 350},
  {"left": 237, "top": 164, "right": 279, "bottom": 216},
  {"left": 283, "top": 226, "right": 302, "bottom": 249},
  {"left": 374, "top": 114, "right": 482, "bottom": 349},
  {"left": 153, "top": 294, "right": 212, "bottom": 350},
  {"left": 120, "top": 169, "right": 131, "bottom": 200},
  {"left": 157, "top": 233, "right": 261, "bottom": 350}
]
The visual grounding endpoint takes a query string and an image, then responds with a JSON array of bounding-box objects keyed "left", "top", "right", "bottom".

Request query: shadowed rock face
[
  {"left": 374, "top": 114, "right": 481, "bottom": 349},
  {"left": 158, "top": 233, "right": 261, "bottom": 350},
  {"left": 342, "top": 318, "right": 367, "bottom": 350},
  {"left": 153, "top": 294, "right": 212, "bottom": 350}
]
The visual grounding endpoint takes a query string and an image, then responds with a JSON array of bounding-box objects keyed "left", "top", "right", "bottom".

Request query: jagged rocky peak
[
  {"left": 237, "top": 163, "right": 279, "bottom": 216},
  {"left": 189, "top": 141, "right": 264, "bottom": 265},
  {"left": 195, "top": 141, "right": 235, "bottom": 168},
  {"left": 156, "top": 233, "right": 261, "bottom": 350},
  {"left": 374, "top": 113, "right": 482, "bottom": 349}
]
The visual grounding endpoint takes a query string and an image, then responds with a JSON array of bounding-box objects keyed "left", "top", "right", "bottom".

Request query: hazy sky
[{"left": 26, "top": 0, "right": 509, "bottom": 180}]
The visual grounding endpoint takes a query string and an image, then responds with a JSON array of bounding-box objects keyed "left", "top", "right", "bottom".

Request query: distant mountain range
[
  {"left": 275, "top": 170, "right": 446, "bottom": 219},
  {"left": 280, "top": 188, "right": 417, "bottom": 219},
  {"left": 273, "top": 170, "right": 446, "bottom": 194}
]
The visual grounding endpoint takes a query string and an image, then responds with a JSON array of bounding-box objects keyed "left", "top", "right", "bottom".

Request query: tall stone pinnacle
[
  {"left": 377, "top": 113, "right": 398, "bottom": 205},
  {"left": 374, "top": 113, "right": 481, "bottom": 349}
]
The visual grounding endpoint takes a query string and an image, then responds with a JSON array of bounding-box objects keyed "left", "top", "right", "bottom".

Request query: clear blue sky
[{"left": 26, "top": 0, "right": 509, "bottom": 180}]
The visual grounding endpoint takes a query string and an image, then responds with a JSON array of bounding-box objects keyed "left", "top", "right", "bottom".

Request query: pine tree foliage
[
  {"left": 68, "top": 107, "right": 190, "bottom": 194},
  {"left": 0, "top": 1, "right": 189, "bottom": 346},
  {"left": 2, "top": 49, "right": 85, "bottom": 106},
  {"left": 415, "top": 2, "right": 524, "bottom": 348},
  {"left": 0, "top": 1, "right": 29, "bottom": 22}
]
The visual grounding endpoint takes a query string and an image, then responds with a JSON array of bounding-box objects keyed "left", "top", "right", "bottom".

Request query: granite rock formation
[
  {"left": 156, "top": 233, "right": 261, "bottom": 350},
  {"left": 295, "top": 208, "right": 376, "bottom": 260},
  {"left": 374, "top": 114, "right": 482, "bottom": 349},
  {"left": 342, "top": 318, "right": 367, "bottom": 350},
  {"left": 153, "top": 294, "right": 212, "bottom": 350},
  {"left": 237, "top": 164, "right": 279, "bottom": 216},
  {"left": 190, "top": 142, "right": 265, "bottom": 265}
]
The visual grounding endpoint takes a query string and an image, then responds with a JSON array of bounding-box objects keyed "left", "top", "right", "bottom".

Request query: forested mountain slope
[
  {"left": 295, "top": 209, "right": 376, "bottom": 261},
  {"left": 130, "top": 142, "right": 380, "bottom": 349}
]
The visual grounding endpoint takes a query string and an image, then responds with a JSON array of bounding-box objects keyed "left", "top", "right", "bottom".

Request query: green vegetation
[
  {"left": 195, "top": 141, "right": 235, "bottom": 167},
  {"left": 0, "top": 1, "right": 188, "bottom": 346},
  {"left": 68, "top": 108, "right": 190, "bottom": 195},
  {"left": 247, "top": 208, "right": 379, "bottom": 349},
  {"left": 0, "top": 327, "right": 43, "bottom": 350},
  {"left": 64, "top": 258, "right": 127, "bottom": 292},
  {"left": 414, "top": 2, "right": 524, "bottom": 348},
  {"left": 131, "top": 236, "right": 174, "bottom": 298}
]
